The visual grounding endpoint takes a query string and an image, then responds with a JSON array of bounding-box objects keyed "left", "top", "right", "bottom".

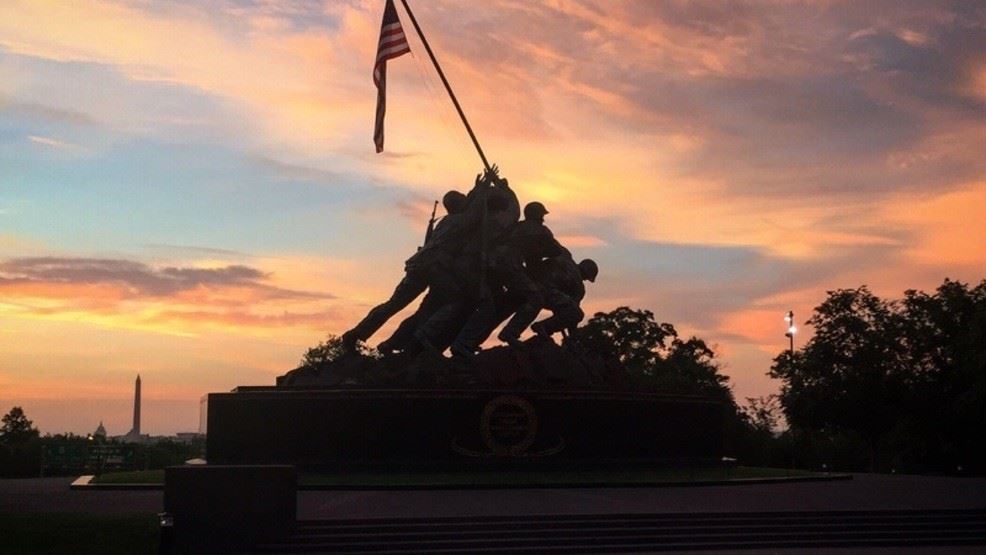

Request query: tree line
[
  {"left": 770, "top": 278, "right": 986, "bottom": 473},
  {"left": 565, "top": 279, "right": 985, "bottom": 475},
  {"left": 0, "top": 407, "right": 203, "bottom": 477}
]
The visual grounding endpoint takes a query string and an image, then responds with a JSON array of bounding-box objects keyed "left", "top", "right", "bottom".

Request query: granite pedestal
[{"left": 206, "top": 388, "right": 724, "bottom": 469}]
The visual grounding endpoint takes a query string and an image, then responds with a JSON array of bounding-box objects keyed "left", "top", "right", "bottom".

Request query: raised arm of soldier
[
  {"left": 456, "top": 166, "right": 497, "bottom": 231},
  {"left": 489, "top": 174, "right": 520, "bottom": 234},
  {"left": 463, "top": 164, "right": 499, "bottom": 206}
]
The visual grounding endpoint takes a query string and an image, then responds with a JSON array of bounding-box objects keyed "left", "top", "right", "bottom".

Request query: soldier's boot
[
  {"left": 414, "top": 330, "right": 441, "bottom": 357},
  {"left": 450, "top": 343, "right": 476, "bottom": 360},
  {"left": 496, "top": 329, "right": 526, "bottom": 350},
  {"left": 498, "top": 303, "right": 539, "bottom": 350},
  {"left": 376, "top": 338, "right": 398, "bottom": 356}
]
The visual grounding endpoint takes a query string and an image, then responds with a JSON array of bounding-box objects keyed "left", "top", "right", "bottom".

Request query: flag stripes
[{"left": 373, "top": 0, "right": 411, "bottom": 153}]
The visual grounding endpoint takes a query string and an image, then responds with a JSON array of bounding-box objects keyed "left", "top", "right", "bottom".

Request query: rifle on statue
[{"left": 421, "top": 200, "right": 439, "bottom": 249}]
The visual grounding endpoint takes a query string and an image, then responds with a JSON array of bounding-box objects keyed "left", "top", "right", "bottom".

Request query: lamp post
[{"left": 784, "top": 310, "right": 796, "bottom": 355}]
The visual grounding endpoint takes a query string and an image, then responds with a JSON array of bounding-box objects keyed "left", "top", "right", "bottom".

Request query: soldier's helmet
[
  {"left": 524, "top": 201, "right": 549, "bottom": 220},
  {"left": 578, "top": 259, "right": 598, "bottom": 282},
  {"left": 443, "top": 190, "right": 467, "bottom": 214}
]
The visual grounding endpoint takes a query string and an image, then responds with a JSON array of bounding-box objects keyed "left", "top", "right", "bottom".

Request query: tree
[
  {"left": 1, "top": 406, "right": 39, "bottom": 444},
  {"left": 573, "top": 307, "right": 733, "bottom": 401},
  {"left": 299, "top": 334, "right": 379, "bottom": 370},
  {"left": 573, "top": 307, "right": 677, "bottom": 372},
  {"left": 741, "top": 395, "right": 782, "bottom": 435},
  {"left": 1, "top": 406, "right": 41, "bottom": 477},
  {"left": 897, "top": 279, "right": 986, "bottom": 470},
  {"left": 770, "top": 286, "right": 906, "bottom": 470}
]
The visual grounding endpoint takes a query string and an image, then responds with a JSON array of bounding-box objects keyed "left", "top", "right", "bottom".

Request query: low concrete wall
[{"left": 163, "top": 464, "right": 295, "bottom": 554}]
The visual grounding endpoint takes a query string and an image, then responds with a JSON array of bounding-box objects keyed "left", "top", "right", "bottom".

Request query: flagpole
[{"left": 397, "top": 0, "right": 491, "bottom": 172}]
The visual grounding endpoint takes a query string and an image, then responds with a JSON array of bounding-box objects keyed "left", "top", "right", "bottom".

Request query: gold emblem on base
[{"left": 481, "top": 395, "right": 538, "bottom": 456}]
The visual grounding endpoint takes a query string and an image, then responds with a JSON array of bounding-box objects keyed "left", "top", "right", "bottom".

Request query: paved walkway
[
  {"left": 0, "top": 477, "right": 162, "bottom": 516},
  {"left": 2, "top": 474, "right": 984, "bottom": 520},
  {"left": 297, "top": 474, "right": 986, "bottom": 520}
]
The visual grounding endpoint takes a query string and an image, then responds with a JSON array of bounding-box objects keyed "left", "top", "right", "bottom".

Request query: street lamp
[{"left": 784, "top": 310, "right": 796, "bottom": 355}]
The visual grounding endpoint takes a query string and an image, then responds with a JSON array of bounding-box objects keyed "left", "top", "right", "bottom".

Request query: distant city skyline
[
  {"left": 2, "top": 374, "right": 198, "bottom": 437},
  {"left": 2, "top": 1, "right": 984, "bottom": 435}
]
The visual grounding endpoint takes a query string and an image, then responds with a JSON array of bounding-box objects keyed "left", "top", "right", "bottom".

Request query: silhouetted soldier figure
[
  {"left": 530, "top": 256, "right": 598, "bottom": 337},
  {"left": 373, "top": 190, "right": 467, "bottom": 354},
  {"left": 451, "top": 201, "right": 565, "bottom": 353},
  {"left": 410, "top": 172, "right": 519, "bottom": 353},
  {"left": 495, "top": 201, "right": 566, "bottom": 347},
  {"left": 341, "top": 176, "right": 488, "bottom": 352},
  {"left": 450, "top": 253, "right": 595, "bottom": 357},
  {"left": 449, "top": 288, "right": 523, "bottom": 358}
]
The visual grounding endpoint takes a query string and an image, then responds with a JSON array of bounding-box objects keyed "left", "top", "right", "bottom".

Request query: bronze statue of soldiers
[
  {"left": 409, "top": 171, "right": 519, "bottom": 352},
  {"left": 341, "top": 168, "right": 598, "bottom": 360},
  {"left": 373, "top": 191, "right": 467, "bottom": 354},
  {"left": 450, "top": 253, "right": 596, "bottom": 357},
  {"left": 449, "top": 288, "right": 522, "bottom": 358},
  {"left": 341, "top": 172, "right": 490, "bottom": 352},
  {"left": 530, "top": 256, "right": 598, "bottom": 337},
  {"left": 450, "top": 201, "right": 565, "bottom": 353},
  {"left": 493, "top": 201, "right": 567, "bottom": 347}
]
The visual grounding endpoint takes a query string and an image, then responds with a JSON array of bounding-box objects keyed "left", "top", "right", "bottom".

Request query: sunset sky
[{"left": 1, "top": 0, "right": 984, "bottom": 435}]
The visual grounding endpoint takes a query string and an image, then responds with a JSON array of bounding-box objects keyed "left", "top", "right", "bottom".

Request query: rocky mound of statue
[{"left": 276, "top": 334, "right": 632, "bottom": 390}]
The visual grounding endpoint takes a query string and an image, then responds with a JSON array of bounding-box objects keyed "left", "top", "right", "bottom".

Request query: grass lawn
[
  {"left": 0, "top": 513, "right": 159, "bottom": 555},
  {"left": 92, "top": 465, "right": 822, "bottom": 488}
]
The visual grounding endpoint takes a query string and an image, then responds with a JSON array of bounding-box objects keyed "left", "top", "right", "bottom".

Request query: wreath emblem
[{"left": 480, "top": 395, "right": 538, "bottom": 456}]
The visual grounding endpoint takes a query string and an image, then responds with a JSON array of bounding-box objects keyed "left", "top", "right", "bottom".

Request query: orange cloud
[
  {"left": 719, "top": 308, "right": 792, "bottom": 349},
  {"left": 556, "top": 235, "right": 607, "bottom": 248},
  {"left": 888, "top": 180, "right": 986, "bottom": 268},
  {"left": 0, "top": 256, "right": 341, "bottom": 336}
]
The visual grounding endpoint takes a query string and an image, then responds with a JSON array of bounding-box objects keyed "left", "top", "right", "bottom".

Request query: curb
[
  {"left": 69, "top": 473, "right": 851, "bottom": 491},
  {"left": 69, "top": 474, "right": 164, "bottom": 491},
  {"left": 298, "top": 473, "right": 853, "bottom": 491}
]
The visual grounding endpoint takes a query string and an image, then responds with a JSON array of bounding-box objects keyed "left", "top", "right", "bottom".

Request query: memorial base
[{"left": 206, "top": 388, "right": 724, "bottom": 469}]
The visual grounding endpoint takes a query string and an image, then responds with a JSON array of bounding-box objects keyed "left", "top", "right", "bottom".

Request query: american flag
[{"left": 373, "top": 0, "right": 411, "bottom": 153}]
